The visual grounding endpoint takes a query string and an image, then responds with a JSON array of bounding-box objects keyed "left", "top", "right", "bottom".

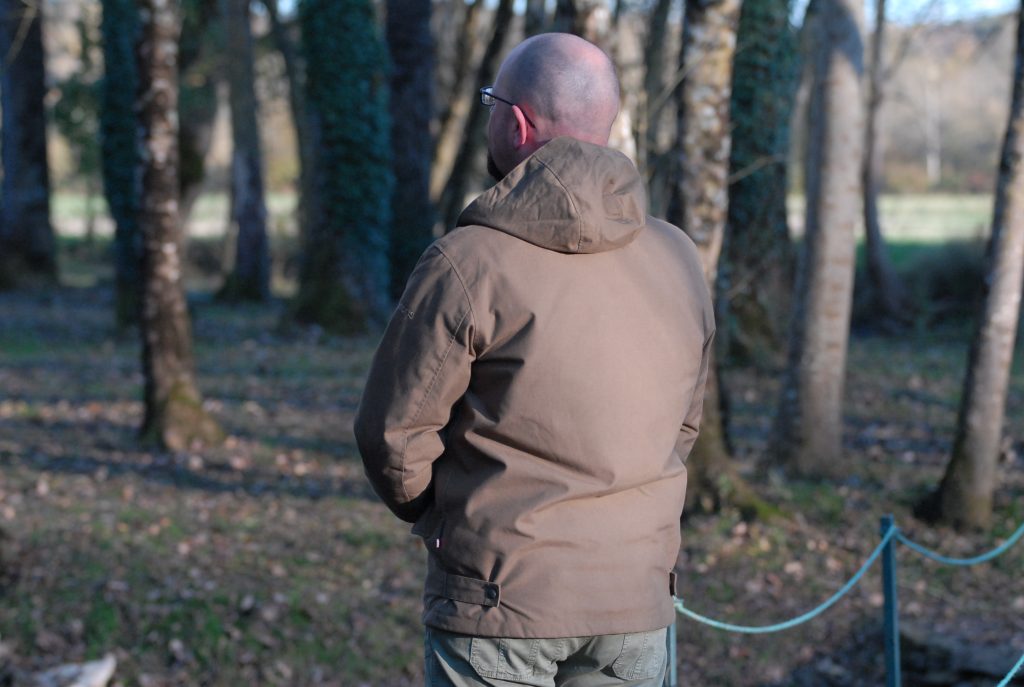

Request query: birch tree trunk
[
  {"left": 932, "top": 1, "right": 1024, "bottom": 530},
  {"left": 219, "top": 0, "right": 271, "bottom": 302},
  {"left": 137, "top": 0, "right": 222, "bottom": 451},
  {"left": 668, "top": 0, "right": 763, "bottom": 515},
  {"left": 861, "top": 0, "right": 907, "bottom": 326},
  {"left": 0, "top": 0, "right": 56, "bottom": 284},
  {"left": 771, "top": 0, "right": 864, "bottom": 476},
  {"left": 387, "top": 0, "right": 435, "bottom": 298},
  {"left": 668, "top": 0, "right": 739, "bottom": 283},
  {"left": 722, "top": 0, "right": 799, "bottom": 366}
]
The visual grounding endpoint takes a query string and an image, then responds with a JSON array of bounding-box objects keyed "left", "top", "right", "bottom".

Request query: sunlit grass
[{"left": 787, "top": 193, "right": 992, "bottom": 242}]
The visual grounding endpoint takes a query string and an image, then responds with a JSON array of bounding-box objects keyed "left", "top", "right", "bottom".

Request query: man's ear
[{"left": 511, "top": 105, "right": 530, "bottom": 148}]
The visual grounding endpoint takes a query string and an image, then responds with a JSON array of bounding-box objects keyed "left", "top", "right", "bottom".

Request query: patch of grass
[
  {"left": 0, "top": 335, "right": 46, "bottom": 358},
  {"left": 707, "top": 580, "right": 739, "bottom": 604},
  {"left": 787, "top": 193, "right": 992, "bottom": 242},
  {"left": 117, "top": 506, "right": 155, "bottom": 528},
  {"left": 787, "top": 481, "right": 847, "bottom": 526},
  {"left": 142, "top": 596, "right": 233, "bottom": 668},
  {"left": 339, "top": 528, "right": 395, "bottom": 549},
  {"left": 875, "top": 193, "right": 991, "bottom": 242},
  {"left": 10, "top": 596, "right": 37, "bottom": 649},
  {"left": 84, "top": 598, "right": 121, "bottom": 658}
]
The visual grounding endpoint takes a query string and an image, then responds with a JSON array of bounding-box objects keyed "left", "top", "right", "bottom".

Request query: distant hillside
[{"left": 879, "top": 11, "right": 1015, "bottom": 192}]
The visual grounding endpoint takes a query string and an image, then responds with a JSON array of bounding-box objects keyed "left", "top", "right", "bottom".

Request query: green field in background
[
  {"left": 785, "top": 193, "right": 991, "bottom": 242},
  {"left": 52, "top": 192, "right": 299, "bottom": 231},
  {"left": 55, "top": 191, "right": 992, "bottom": 243}
]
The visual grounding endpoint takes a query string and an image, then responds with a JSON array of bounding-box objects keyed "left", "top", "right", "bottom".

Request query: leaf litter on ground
[{"left": 0, "top": 285, "right": 1021, "bottom": 686}]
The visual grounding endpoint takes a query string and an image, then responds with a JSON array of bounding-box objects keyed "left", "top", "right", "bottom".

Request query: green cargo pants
[{"left": 424, "top": 626, "right": 668, "bottom": 687}]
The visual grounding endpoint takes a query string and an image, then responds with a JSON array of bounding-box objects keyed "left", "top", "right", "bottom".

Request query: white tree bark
[{"left": 772, "top": 0, "right": 864, "bottom": 475}]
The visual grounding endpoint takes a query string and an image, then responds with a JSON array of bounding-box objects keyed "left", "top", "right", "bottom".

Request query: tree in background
[
  {"left": 177, "top": 0, "right": 219, "bottom": 234},
  {"left": 219, "top": 0, "right": 271, "bottom": 302},
  {"left": 386, "top": 0, "right": 435, "bottom": 299},
  {"left": 641, "top": 0, "right": 673, "bottom": 186},
  {"left": 667, "top": 0, "right": 763, "bottom": 515},
  {"left": 771, "top": 0, "right": 864, "bottom": 475},
  {"left": 524, "top": 0, "right": 547, "bottom": 35},
  {"left": 437, "top": 0, "right": 515, "bottom": 232},
  {"left": 551, "top": 0, "right": 610, "bottom": 38},
  {"left": 430, "top": 0, "right": 483, "bottom": 209},
  {"left": 861, "top": 0, "right": 908, "bottom": 327},
  {"left": 295, "top": 0, "right": 392, "bottom": 333},
  {"left": 100, "top": 0, "right": 142, "bottom": 327},
  {"left": 0, "top": 0, "right": 57, "bottom": 286},
  {"left": 53, "top": 12, "right": 103, "bottom": 246},
  {"left": 722, "top": 0, "right": 799, "bottom": 366},
  {"left": 137, "top": 0, "right": 222, "bottom": 450},
  {"left": 555, "top": 0, "right": 635, "bottom": 165},
  {"left": 928, "top": 0, "right": 1024, "bottom": 530},
  {"left": 261, "top": 0, "right": 313, "bottom": 259}
]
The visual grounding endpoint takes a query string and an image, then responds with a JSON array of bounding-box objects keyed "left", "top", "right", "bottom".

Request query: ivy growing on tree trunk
[
  {"left": 0, "top": 0, "right": 57, "bottom": 286},
  {"left": 295, "top": 0, "right": 393, "bottom": 333},
  {"left": 722, "top": 0, "right": 799, "bottom": 366},
  {"left": 100, "top": 0, "right": 142, "bottom": 326},
  {"left": 386, "top": 0, "right": 435, "bottom": 299}
]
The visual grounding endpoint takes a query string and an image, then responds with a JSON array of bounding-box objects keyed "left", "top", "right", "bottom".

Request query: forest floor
[{"left": 0, "top": 273, "right": 1023, "bottom": 686}]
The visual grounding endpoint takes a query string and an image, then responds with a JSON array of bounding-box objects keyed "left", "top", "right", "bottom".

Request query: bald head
[{"left": 496, "top": 33, "right": 620, "bottom": 145}]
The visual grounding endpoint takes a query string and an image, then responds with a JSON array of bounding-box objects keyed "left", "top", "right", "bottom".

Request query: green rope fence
[{"left": 665, "top": 516, "right": 1024, "bottom": 687}]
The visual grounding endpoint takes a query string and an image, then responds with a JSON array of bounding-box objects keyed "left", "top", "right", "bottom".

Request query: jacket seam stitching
[
  {"left": 534, "top": 156, "right": 584, "bottom": 252},
  {"left": 435, "top": 244, "right": 478, "bottom": 350},
  {"left": 399, "top": 307, "right": 469, "bottom": 504},
  {"left": 398, "top": 248, "right": 472, "bottom": 504}
]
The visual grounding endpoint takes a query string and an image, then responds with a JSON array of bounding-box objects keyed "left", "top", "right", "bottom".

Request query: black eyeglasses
[{"left": 479, "top": 87, "right": 537, "bottom": 129}]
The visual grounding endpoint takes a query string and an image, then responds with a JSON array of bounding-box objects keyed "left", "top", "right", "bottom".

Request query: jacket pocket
[
  {"left": 469, "top": 637, "right": 542, "bottom": 680},
  {"left": 609, "top": 628, "right": 668, "bottom": 680}
]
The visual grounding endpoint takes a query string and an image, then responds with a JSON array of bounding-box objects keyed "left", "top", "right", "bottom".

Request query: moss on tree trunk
[{"left": 136, "top": 0, "right": 222, "bottom": 452}]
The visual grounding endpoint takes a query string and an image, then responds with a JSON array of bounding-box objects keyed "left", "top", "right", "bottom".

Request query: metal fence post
[
  {"left": 881, "top": 515, "right": 901, "bottom": 687},
  {"left": 665, "top": 619, "right": 678, "bottom": 687}
]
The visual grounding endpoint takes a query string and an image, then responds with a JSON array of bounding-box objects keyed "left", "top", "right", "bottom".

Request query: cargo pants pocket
[
  {"left": 609, "top": 628, "right": 668, "bottom": 681},
  {"left": 469, "top": 636, "right": 542, "bottom": 680}
]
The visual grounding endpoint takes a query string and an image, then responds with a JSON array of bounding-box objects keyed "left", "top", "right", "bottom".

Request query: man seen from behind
[{"left": 354, "top": 32, "right": 715, "bottom": 687}]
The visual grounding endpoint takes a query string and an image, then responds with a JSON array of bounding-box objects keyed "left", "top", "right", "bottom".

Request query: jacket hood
[{"left": 456, "top": 137, "right": 647, "bottom": 254}]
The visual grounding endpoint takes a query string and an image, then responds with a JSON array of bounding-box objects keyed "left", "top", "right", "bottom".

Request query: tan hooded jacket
[{"left": 354, "top": 137, "right": 714, "bottom": 638}]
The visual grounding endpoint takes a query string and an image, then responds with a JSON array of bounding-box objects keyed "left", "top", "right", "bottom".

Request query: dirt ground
[{"left": 0, "top": 284, "right": 1022, "bottom": 686}]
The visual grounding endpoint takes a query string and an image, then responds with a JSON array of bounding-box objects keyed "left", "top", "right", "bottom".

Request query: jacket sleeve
[
  {"left": 675, "top": 330, "right": 714, "bottom": 463},
  {"left": 353, "top": 245, "right": 475, "bottom": 523}
]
